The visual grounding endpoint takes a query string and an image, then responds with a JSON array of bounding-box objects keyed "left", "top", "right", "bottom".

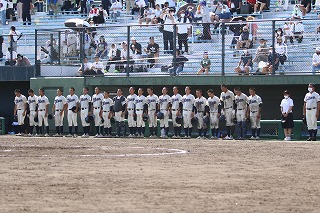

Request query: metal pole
[
  {"left": 58, "top": 31, "right": 61, "bottom": 66},
  {"left": 126, "top": 26, "right": 130, "bottom": 77},
  {"left": 221, "top": 23, "right": 225, "bottom": 76},
  {"left": 272, "top": 20, "right": 276, "bottom": 75},
  {"left": 81, "top": 28, "right": 85, "bottom": 76},
  {"left": 34, "top": 29, "right": 38, "bottom": 76},
  {"left": 50, "top": 33, "right": 53, "bottom": 64},
  {"left": 173, "top": 24, "right": 177, "bottom": 76},
  {"left": 10, "top": 35, "right": 13, "bottom": 66}
]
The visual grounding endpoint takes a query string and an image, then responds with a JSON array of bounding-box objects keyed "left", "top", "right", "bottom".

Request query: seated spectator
[
  {"left": 144, "top": 36, "right": 159, "bottom": 67},
  {"left": 230, "top": 0, "right": 242, "bottom": 14},
  {"left": 93, "top": 4, "right": 108, "bottom": 24},
  {"left": 168, "top": 50, "right": 189, "bottom": 76},
  {"left": 105, "top": 43, "right": 121, "bottom": 72},
  {"left": 289, "top": 21, "right": 304, "bottom": 44},
  {"left": 210, "top": 0, "right": 222, "bottom": 19},
  {"left": 110, "top": 0, "right": 122, "bottom": 22},
  {"left": 16, "top": 54, "right": 31, "bottom": 66},
  {"left": 254, "top": 0, "right": 266, "bottom": 14},
  {"left": 299, "top": 0, "right": 311, "bottom": 17},
  {"left": 5, "top": 47, "right": 17, "bottom": 65},
  {"left": 212, "top": 4, "right": 232, "bottom": 24},
  {"left": 275, "top": 37, "right": 287, "bottom": 65},
  {"left": 235, "top": 49, "right": 253, "bottom": 75},
  {"left": 89, "top": 5, "right": 99, "bottom": 19},
  {"left": 275, "top": 28, "right": 285, "bottom": 41},
  {"left": 152, "top": 4, "right": 161, "bottom": 24},
  {"left": 120, "top": 41, "right": 134, "bottom": 72},
  {"left": 236, "top": 26, "right": 253, "bottom": 50},
  {"left": 283, "top": 20, "right": 292, "bottom": 43},
  {"left": 292, "top": 5, "right": 303, "bottom": 19},
  {"left": 197, "top": 51, "right": 211, "bottom": 75},
  {"left": 96, "top": 36, "right": 108, "bottom": 58},
  {"left": 139, "top": 5, "right": 154, "bottom": 25},
  {"left": 61, "top": 0, "right": 73, "bottom": 13},
  {"left": 253, "top": 38, "right": 269, "bottom": 64},
  {"left": 130, "top": 36, "right": 142, "bottom": 59},
  {"left": 78, "top": 57, "right": 94, "bottom": 75},
  {"left": 312, "top": 47, "right": 320, "bottom": 74},
  {"left": 91, "top": 55, "right": 104, "bottom": 75},
  {"left": 261, "top": 48, "right": 280, "bottom": 74},
  {"left": 131, "top": 0, "right": 145, "bottom": 17}
]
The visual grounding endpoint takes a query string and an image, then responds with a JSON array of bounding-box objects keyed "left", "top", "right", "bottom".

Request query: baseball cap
[
  {"left": 316, "top": 47, "right": 320, "bottom": 51},
  {"left": 131, "top": 37, "right": 136, "bottom": 41},
  {"left": 122, "top": 41, "right": 127, "bottom": 44},
  {"left": 243, "top": 26, "right": 248, "bottom": 30},
  {"left": 94, "top": 54, "right": 99, "bottom": 58}
]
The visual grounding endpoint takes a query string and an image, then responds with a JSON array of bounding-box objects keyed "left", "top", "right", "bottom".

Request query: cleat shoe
[
  {"left": 44, "top": 133, "right": 50, "bottom": 137},
  {"left": 27, "top": 133, "right": 32, "bottom": 137},
  {"left": 255, "top": 136, "right": 260, "bottom": 140},
  {"left": 172, "top": 135, "right": 177, "bottom": 139},
  {"left": 73, "top": 134, "right": 78, "bottom": 138},
  {"left": 250, "top": 136, "right": 256, "bottom": 140},
  {"left": 197, "top": 136, "right": 202, "bottom": 139},
  {"left": 66, "top": 134, "right": 73, "bottom": 137},
  {"left": 53, "top": 133, "right": 60, "bottom": 137},
  {"left": 81, "top": 134, "right": 87, "bottom": 138}
]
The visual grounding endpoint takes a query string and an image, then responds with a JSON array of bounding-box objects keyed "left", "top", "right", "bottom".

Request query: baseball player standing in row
[
  {"left": 170, "top": 86, "right": 183, "bottom": 138},
  {"left": 147, "top": 87, "right": 158, "bottom": 138},
  {"left": 92, "top": 87, "right": 104, "bottom": 137},
  {"left": 113, "top": 88, "right": 126, "bottom": 137},
  {"left": 303, "top": 83, "right": 320, "bottom": 141},
  {"left": 182, "top": 86, "right": 196, "bottom": 138},
  {"left": 66, "top": 87, "right": 79, "bottom": 137},
  {"left": 135, "top": 88, "right": 148, "bottom": 137},
  {"left": 207, "top": 89, "right": 220, "bottom": 139},
  {"left": 14, "top": 89, "right": 27, "bottom": 136},
  {"left": 27, "top": 89, "right": 38, "bottom": 136},
  {"left": 37, "top": 88, "right": 50, "bottom": 137},
  {"left": 194, "top": 89, "right": 208, "bottom": 139},
  {"left": 126, "top": 87, "right": 137, "bottom": 137},
  {"left": 102, "top": 91, "right": 114, "bottom": 137},
  {"left": 234, "top": 87, "right": 248, "bottom": 139},
  {"left": 158, "top": 87, "right": 170, "bottom": 138},
  {"left": 79, "top": 87, "right": 91, "bottom": 138},
  {"left": 220, "top": 84, "right": 235, "bottom": 140},
  {"left": 52, "top": 88, "right": 66, "bottom": 137},
  {"left": 247, "top": 87, "right": 263, "bottom": 140}
]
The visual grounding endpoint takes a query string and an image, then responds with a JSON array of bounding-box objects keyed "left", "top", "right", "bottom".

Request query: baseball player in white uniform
[
  {"left": 79, "top": 87, "right": 91, "bottom": 138},
  {"left": 194, "top": 89, "right": 208, "bottom": 139},
  {"left": 66, "top": 87, "right": 79, "bottom": 137},
  {"left": 220, "top": 84, "right": 235, "bottom": 140},
  {"left": 303, "top": 83, "right": 320, "bottom": 141},
  {"left": 37, "top": 88, "right": 50, "bottom": 137},
  {"left": 126, "top": 87, "right": 138, "bottom": 137},
  {"left": 181, "top": 86, "right": 196, "bottom": 138},
  {"left": 170, "top": 86, "right": 182, "bottom": 138},
  {"left": 234, "top": 87, "right": 248, "bottom": 139},
  {"left": 52, "top": 88, "right": 66, "bottom": 137},
  {"left": 246, "top": 87, "right": 263, "bottom": 140},
  {"left": 27, "top": 89, "right": 38, "bottom": 136},
  {"left": 158, "top": 87, "right": 170, "bottom": 138},
  {"left": 147, "top": 87, "right": 158, "bottom": 138},
  {"left": 92, "top": 87, "right": 104, "bottom": 137},
  {"left": 102, "top": 91, "right": 114, "bottom": 137},
  {"left": 14, "top": 89, "right": 27, "bottom": 136},
  {"left": 135, "top": 88, "right": 148, "bottom": 137},
  {"left": 207, "top": 89, "right": 221, "bottom": 139}
]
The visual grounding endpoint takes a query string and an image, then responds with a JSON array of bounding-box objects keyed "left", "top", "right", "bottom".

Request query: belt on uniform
[
  {"left": 55, "top": 109, "right": 62, "bottom": 111},
  {"left": 17, "top": 109, "right": 22, "bottom": 110},
  {"left": 94, "top": 107, "right": 100, "bottom": 109},
  {"left": 224, "top": 106, "right": 233, "bottom": 109},
  {"left": 103, "top": 111, "right": 110, "bottom": 112},
  {"left": 171, "top": 109, "right": 178, "bottom": 111},
  {"left": 210, "top": 111, "right": 218, "bottom": 113},
  {"left": 183, "top": 109, "right": 192, "bottom": 111},
  {"left": 81, "top": 108, "right": 87, "bottom": 110},
  {"left": 39, "top": 109, "right": 46, "bottom": 111},
  {"left": 148, "top": 109, "right": 156, "bottom": 111},
  {"left": 251, "top": 111, "right": 257, "bottom": 113},
  {"left": 197, "top": 111, "right": 204, "bottom": 113},
  {"left": 136, "top": 109, "right": 143, "bottom": 111},
  {"left": 127, "top": 108, "right": 134, "bottom": 110},
  {"left": 237, "top": 109, "right": 244, "bottom": 110},
  {"left": 307, "top": 107, "right": 316, "bottom": 110},
  {"left": 30, "top": 110, "right": 35, "bottom": 111},
  {"left": 160, "top": 109, "right": 168, "bottom": 111}
]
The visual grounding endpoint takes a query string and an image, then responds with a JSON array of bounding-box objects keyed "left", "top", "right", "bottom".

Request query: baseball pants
[
  {"left": 38, "top": 110, "right": 48, "bottom": 127},
  {"left": 250, "top": 112, "right": 261, "bottom": 129},
  {"left": 159, "top": 109, "right": 169, "bottom": 128},
  {"left": 54, "top": 110, "right": 64, "bottom": 126},
  {"left": 93, "top": 108, "right": 102, "bottom": 127},
  {"left": 196, "top": 112, "right": 204, "bottom": 129},
  {"left": 171, "top": 109, "right": 181, "bottom": 127},
  {"left": 210, "top": 112, "right": 219, "bottom": 129},
  {"left": 127, "top": 109, "right": 136, "bottom": 127},
  {"left": 306, "top": 108, "right": 317, "bottom": 130},
  {"left": 148, "top": 110, "right": 157, "bottom": 127},
  {"left": 114, "top": 111, "right": 124, "bottom": 122},
  {"left": 29, "top": 111, "right": 37, "bottom": 126},
  {"left": 17, "top": 109, "right": 25, "bottom": 125},
  {"left": 224, "top": 108, "right": 234, "bottom": 126},
  {"left": 102, "top": 111, "right": 111, "bottom": 128},
  {"left": 80, "top": 108, "right": 89, "bottom": 127},
  {"left": 236, "top": 109, "right": 246, "bottom": 122},
  {"left": 136, "top": 110, "right": 145, "bottom": 127},
  {"left": 68, "top": 111, "right": 78, "bottom": 126},
  {"left": 183, "top": 110, "right": 192, "bottom": 128}
]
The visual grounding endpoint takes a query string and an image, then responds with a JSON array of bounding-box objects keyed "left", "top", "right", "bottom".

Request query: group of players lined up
[{"left": 13, "top": 84, "right": 262, "bottom": 139}]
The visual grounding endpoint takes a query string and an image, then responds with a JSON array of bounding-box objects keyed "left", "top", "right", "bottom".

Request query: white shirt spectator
[
  {"left": 136, "top": 0, "right": 145, "bottom": 8},
  {"left": 177, "top": 18, "right": 190, "bottom": 34},
  {"left": 275, "top": 42, "right": 287, "bottom": 55},
  {"left": 81, "top": 62, "right": 92, "bottom": 71},
  {"left": 290, "top": 22, "right": 304, "bottom": 33},
  {"left": 312, "top": 52, "right": 320, "bottom": 65},
  {"left": 108, "top": 47, "right": 118, "bottom": 59},
  {"left": 239, "top": 33, "right": 253, "bottom": 41},
  {"left": 154, "top": 8, "right": 161, "bottom": 18},
  {"left": 110, "top": 1, "right": 122, "bottom": 11},
  {"left": 91, "top": 61, "right": 104, "bottom": 71},
  {"left": 280, "top": 97, "right": 294, "bottom": 113},
  {"left": 0, "top": 0, "right": 7, "bottom": 11},
  {"left": 163, "top": 14, "right": 176, "bottom": 32},
  {"left": 144, "top": 8, "right": 155, "bottom": 19},
  {"left": 121, "top": 48, "right": 133, "bottom": 59}
]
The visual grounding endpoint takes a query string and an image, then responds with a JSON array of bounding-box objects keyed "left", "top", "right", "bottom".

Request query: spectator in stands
[
  {"left": 197, "top": 1, "right": 212, "bottom": 40},
  {"left": 6, "top": 0, "right": 14, "bottom": 22},
  {"left": 41, "top": 39, "right": 59, "bottom": 63},
  {"left": 230, "top": 0, "right": 242, "bottom": 14},
  {"left": 80, "top": 0, "right": 88, "bottom": 15},
  {"left": 312, "top": 47, "right": 320, "bottom": 74},
  {"left": 212, "top": 4, "right": 232, "bottom": 30},
  {"left": 246, "top": 16, "right": 258, "bottom": 42},
  {"left": 0, "top": 0, "right": 7, "bottom": 25},
  {"left": 105, "top": 43, "right": 121, "bottom": 72},
  {"left": 110, "top": 0, "right": 122, "bottom": 21},
  {"left": 283, "top": 20, "right": 292, "bottom": 43},
  {"left": 149, "top": 0, "right": 155, "bottom": 8},
  {"left": 120, "top": 41, "right": 134, "bottom": 72},
  {"left": 139, "top": 5, "right": 154, "bottom": 25},
  {"left": 132, "top": 0, "right": 145, "bottom": 17},
  {"left": 253, "top": 0, "right": 266, "bottom": 14},
  {"left": 168, "top": 50, "right": 188, "bottom": 76},
  {"left": 210, "top": 0, "right": 221, "bottom": 19},
  {"left": 21, "top": 0, "right": 32, "bottom": 25},
  {"left": 48, "top": 0, "right": 58, "bottom": 16},
  {"left": 253, "top": 38, "right": 269, "bottom": 64},
  {"left": 197, "top": 51, "right": 211, "bottom": 75},
  {"left": 93, "top": 4, "right": 108, "bottom": 24},
  {"left": 160, "top": 7, "right": 176, "bottom": 54},
  {"left": 9, "top": 26, "right": 22, "bottom": 52},
  {"left": 61, "top": 0, "right": 73, "bottom": 13},
  {"left": 16, "top": 54, "right": 31, "bottom": 66},
  {"left": 125, "top": 0, "right": 134, "bottom": 13},
  {"left": 144, "top": 36, "right": 159, "bottom": 67},
  {"left": 91, "top": 55, "right": 104, "bottom": 74},
  {"left": 84, "top": 29, "right": 93, "bottom": 56},
  {"left": 78, "top": 57, "right": 94, "bottom": 75},
  {"left": 290, "top": 21, "right": 304, "bottom": 44},
  {"left": 88, "top": 4, "right": 99, "bottom": 19},
  {"left": 177, "top": 10, "right": 191, "bottom": 54},
  {"left": 102, "top": 0, "right": 111, "bottom": 16},
  {"left": 299, "top": 0, "right": 311, "bottom": 17},
  {"left": 35, "top": 0, "right": 44, "bottom": 12},
  {"left": 235, "top": 49, "right": 253, "bottom": 75},
  {"left": 130, "top": 37, "right": 143, "bottom": 71},
  {"left": 16, "top": 0, "right": 22, "bottom": 21},
  {"left": 96, "top": 36, "right": 108, "bottom": 58},
  {"left": 292, "top": 5, "right": 303, "bottom": 19},
  {"left": 5, "top": 47, "right": 17, "bottom": 65},
  {"left": 152, "top": 4, "right": 161, "bottom": 24},
  {"left": 261, "top": 48, "right": 280, "bottom": 74},
  {"left": 275, "top": 37, "right": 287, "bottom": 65},
  {"left": 275, "top": 28, "right": 285, "bottom": 42},
  {"left": 236, "top": 26, "right": 253, "bottom": 50}
]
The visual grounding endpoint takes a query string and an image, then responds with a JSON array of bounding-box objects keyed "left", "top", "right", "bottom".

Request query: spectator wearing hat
[
  {"left": 168, "top": 50, "right": 189, "bottom": 76},
  {"left": 91, "top": 55, "right": 104, "bottom": 75},
  {"left": 120, "top": 41, "right": 134, "bottom": 72},
  {"left": 96, "top": 36, "right": 108, "bottom": 58},
  {"left": 106, "top": 43, "right": 121, "bottom": 72},
  {"left": 289, "top": 21, "right": 304, "bottom": 44},
  {"left": 236, "top": 26, "right": 253, "bottom": 50},
  {"left": 78, "top": 57, "right": 94, "bottom": 75},
  {"left": 235, "top": 49, "right": 253, "bottom": 75},
  {"left": 253, "top": 38, "right": 269, "bottom": 64},
  {"left": 139, "top": 5, "right": 154, "bottom": 25},
  {"left": 197, "top": 51, "right": 211, "bottom": 75},
  {"left": 160, "top": 7, "right": 176, "bottom": 54},
  {"left": 312, "top": 47, "right": 320, "bottom": 74},
  {"left": 16, "top": 54, "right": 31, "bottom": 66},
  {"left": 144, "top": 37, "right": 159, "bottom": 67},
  {"left": 177, "top": 10, "right": 191, "bottom": 54},
  {"left": 110, "top": 0, "right": 122, "bottom": 21}
]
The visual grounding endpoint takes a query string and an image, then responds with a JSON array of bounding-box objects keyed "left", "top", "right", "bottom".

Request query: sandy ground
[{"left": 0, "top": 136, "right": 320, "bottom": 213}]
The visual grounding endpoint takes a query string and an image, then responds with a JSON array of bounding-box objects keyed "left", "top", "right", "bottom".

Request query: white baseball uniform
[
  {"left": 182, "top": 94, "right": 195, "bottom": 128},
  {"left": 135, "top": 95, "right": 147, "bottom": 127},
  {"left": 247, "top": 94, "right": 263, "bottom": 129},
  {"left": 102, "top": 97, "right": 114, "bottom": 128},
  {"left": 28, "top": 95, "right": 38, "bottom": 126},
  {"left": 14, "top": 95, "right": 27, "bottom": 125},
  {"left": 79, "top": 94, "right": 91, "bottom": 127},
  {"left": 170, "top": 94, "right": 182, "bottom": 127},
  {"left": 235, "top": 93, "right": 248, "bottom": 122},
  {"left": 158, "top": 94, "right": 170, "bottom": 128},
  {"left": 220, "top": 90, "right": 235, "bottom": 126},
  {"left": 66, "top": 94, "right": 79, "bottom": 126},
  {"left": 126, "top": 94, "right": 138, "bottom": 128},
  {"left": 304, "top": 91, "right": 320, "bottom": 130},
  {"left": 53, "top": 95, "right": 66, "bottom": 127},
  {"left": 147, "top": 94, "right": 158, "bottom": 127},
  {"left": 37, "top": 95, "right": 50, "bottom": 127},
  {"left": 92, "top": 93, "right": 104, "bottom": 126},
  {"left": 194, "top": 96, "right": 207, "bottom": 129},
  {"left": 207, "top": 96, "right": 220, "bottom": 128}
]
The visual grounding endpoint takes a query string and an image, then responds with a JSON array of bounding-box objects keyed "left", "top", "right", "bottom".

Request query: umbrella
[
  {"left": 64, "top": 18, "right": 90, "bottom": 29},
  {"left": 177, "top": 3, "right": 197, "bottom": 14}
]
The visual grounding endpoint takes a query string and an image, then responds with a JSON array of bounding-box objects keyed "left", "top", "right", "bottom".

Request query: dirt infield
[{"left": 1, "top": 136, "right": 320, "bottom": 212}]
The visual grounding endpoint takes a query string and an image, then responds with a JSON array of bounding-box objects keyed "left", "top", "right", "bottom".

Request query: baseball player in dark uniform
[{"left": 113, "top": 88, "right": 126, "bottom": 137}]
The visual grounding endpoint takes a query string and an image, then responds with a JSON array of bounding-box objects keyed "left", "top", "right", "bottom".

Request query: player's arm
[
  {"left": 257, "top": 102, "right": 262, "bottom": 119},
  {"left": 218, "top": 103, "right": 221, "bottom": 116},
  {"left": 52, "top": 102, "right": 55, "bottom": 113},
  {"left": 246, "top": 103, "right": 250, "bottom": 118},
  {"left": 45, "top": 103, "right": 49, "bottom": 117},
  {"left": 205, "top": 105, "right": 209, "bottom": 116},
  {"left": 23, "top": 101, "right": 27, "bottom": 116},
  {"left": 179, "top": 102, "right": 183, "bottom": 114},
  {"left": 317, "top": 101, "right": 320, "bottom": 118},
  {"left": 143, "top": 103, "right": 148, "bottom": 114},
  {"left": 13, "top": 103, "right": 17, "bottom": 116}
]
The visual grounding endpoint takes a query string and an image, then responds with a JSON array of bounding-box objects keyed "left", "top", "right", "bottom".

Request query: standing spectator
[
  {"left": 60, "top": 0, "right": 71, "bottom": 13},
  {"left": 21, "top": 0, "right": 31, "bottom": 25},
  {"left": 110, "top": 0, "right": 122, "bottom": 21},
  {"left": 125, "top": 0, "right": 133, "bottom": 13},
  {"left": 96, "top": 35, "right": 108, "bottom": 58},
  {"left": 312, "top": 47, "right": 320, "bottom": 74},
  {"left": 5, "top": 47, "right": 17, "bottom": 65},
  {"left": 168, "top": 49, "right": 188, "bottom": 76},
  {"left": 253, "top": 0, "right": 266, "bottom": 14},
  {"left": 16, "top": 0, "right": 22, "bottom": 21},
  {"left": 35, "top": 0, "right": 44, "bottom": 12},
  {"left": 299, "top": 0, "right": 311, "bottom": 17},
  {"left": 177, "top": 10, "right": 191, "bottom": 54},
  {"left": 48, "top": 0, "right": 57, "bottom": 16},
  {"left": 16, "top": 54, "right": 31, "bottom": 66},
  {"left": 80, "top": 0, "right": 87, "bottom": 15},
  {"left": 197, "top": 51, "right": 211, "bottom": 75},
  {"left": 9, "top": 26, "right": 22, "bottom": 52},
  {"left": 160, "top": 7, "right": 175, "bottom": 54},
  {"left": 102, "top": 0, "right": 111, "bottom": 16},
  {"left": 93, "top": 5, "right": 108, "bottom": 24},
  {"left": 144, "top": 36, "right": 159, "bottom": 67},
  {"left": 198, "top": 1, "right": 211, "bottom": 40},
  {"left": 235, "top": 49, "right": 252, "bottom": 74},
  {"left": 246, "top": 16, "right": 258, "bottom": 42},
  {"left": 253, "top": 38, "right": 269, "bottom": 64},
  {"left": 275, "top": 37, "right": 287, "bottom": 65},
  {"left": 139, "top": 5, "right": 154, "bottom": 25},
  {"left": 280, "top": 90, "right": 294, "bottom": 141},
  {"left": 105, "top": 43, "right": 121, "bottom": 72},
  {"left": 290, "top": 21, "right": 304, "bottom": 44},
  {"left": 6, "top": 0, "right": 13, "bottom": 22},
  {"left": 0, "top": 0, "right": 7, "bottom": 25},
  {"left": 91, "top": 55, "right": 104, "bottom": 74},
  {"left": 230, "top": 0, "right": 242, "bottom": 14},
  {"left": 236, "top": 26, "right": 253, "bottom": 50}
]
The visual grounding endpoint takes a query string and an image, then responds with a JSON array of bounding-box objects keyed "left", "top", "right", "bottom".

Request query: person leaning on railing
[
  {"left": 16, "top": 54, "right": 30, "bottom": 66},
  {"left": 5, "top": 47, "right": 17, "bottom": 65}
]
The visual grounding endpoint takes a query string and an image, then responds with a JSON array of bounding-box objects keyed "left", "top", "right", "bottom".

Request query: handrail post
[
  {"left": 221, "top": 22, "right": 225, "bottom": 76},
  {"left": 173, "top": 24, "right": 177, "bottom": 76},
  {"left": 126, "top": 26, "right": 130, "bottom": 77},
  {"left": 272, "top": 20, "right": 276, "bottom": 75}
]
